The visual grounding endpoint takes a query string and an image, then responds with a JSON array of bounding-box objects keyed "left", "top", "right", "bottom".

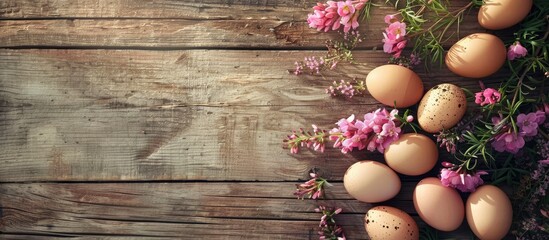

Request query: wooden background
[{"left": 0, "top": 0, "right": 504, "bottom": 239}]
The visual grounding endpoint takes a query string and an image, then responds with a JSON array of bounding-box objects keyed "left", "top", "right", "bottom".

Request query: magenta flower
[
  {"left": 474, "top": 88, "right": 501, "bottom": 106},
  {"left": 517, "top": 112, "right": 544, "bottom": 137},
  {"left": 440, "top": 168, "right": 488, "bottom": 192},
  {"left": 508, "top": 41, "right": 528, "bottom": 60},
  {"left": 492, "top": 131, "right": 525, "bottom": 153}
]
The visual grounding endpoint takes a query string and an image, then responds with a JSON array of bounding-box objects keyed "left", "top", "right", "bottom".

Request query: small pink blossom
[
  {"left": 384, "top": 14, "right": 398, "bottom": 24},
  {"left": 382, "top": 16, "right": 407, "bottom": 57},
  {"left": 492, "top": 131, "right": 525, "bottom": 153},
  {"left": 406, "top": 115, "right": 414, "bottom": 122},
  {"left": 440, "top": 168, "right": 488, "bottom": 192},
  {"left": 517, "top": 112, "right": 544, "bottom": 137},
  {"left": 317, "top": 205, "right": 346, "bottom": 240},
  {"left": 294, "top": 172, "right": 331, "bottom": 200},
  {"left": 508, "top": 41, "right": 528, "bottom": 60},
  {"left": 474, "top": 88, "right": 501, "bottom": 106},
  {"left": 337, "top": 1, "right": 355, "bottom": 17}
]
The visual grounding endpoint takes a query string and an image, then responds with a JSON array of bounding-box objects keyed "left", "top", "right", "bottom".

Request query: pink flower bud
[
  {"left": 406, "top": 115, "right": 414, "bottom": 122},
  {"left": 441, "top": 161, "right": 455, "bottom": 168}
]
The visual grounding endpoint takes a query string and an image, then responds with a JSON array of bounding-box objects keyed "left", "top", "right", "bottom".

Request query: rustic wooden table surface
[{"left": 0, "top": 0, "right": 506, "bottom": 239}]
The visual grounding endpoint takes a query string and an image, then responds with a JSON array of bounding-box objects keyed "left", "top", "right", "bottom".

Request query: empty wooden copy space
[{"left": 0, "top": 0, "right": 495, "bottom": 239}]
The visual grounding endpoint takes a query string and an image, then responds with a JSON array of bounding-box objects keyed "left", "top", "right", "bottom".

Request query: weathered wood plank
[
  {"left": 0, "top": 49, "right": 505, "bottom": 182},
  {"left": 0, "top": 1, "right": 484, "bottom": 49},
  {"left": 0, "top": 182, "right": 474, "bottom": 239}
]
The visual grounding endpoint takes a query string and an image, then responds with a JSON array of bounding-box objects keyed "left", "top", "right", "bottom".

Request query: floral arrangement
[{"left": 284, "top": 0, "right": 548, "bottom": 239}]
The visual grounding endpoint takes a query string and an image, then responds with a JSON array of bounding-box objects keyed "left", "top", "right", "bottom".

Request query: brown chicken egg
[
  {"left": 445, "top": 33, "right": 506, "bottom": 78},
  {"left": 417, "top": 83, "right": 467, "bottom": 133},
  {"left": 413, "top": 177, "right": 465, "bottom": 231},
  {"left": 343, "top": 161, "right": 401, "bottom": 203},
  {"left": 478, "top": 0, "right": 533, "bottom": 30},
  {"left": 466, "top": 185, "right": 513, "bottom": 240},
  {"left": 366, "top": 65, "right": 424, "bottom": 108},
  {"left": 384, "top": 133, "right": 438, "bottom": 176},
  {"left": 365, "top": 206, "right": 419, "bottom": 240}
]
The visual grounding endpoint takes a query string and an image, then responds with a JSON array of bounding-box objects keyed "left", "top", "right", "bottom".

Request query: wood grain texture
[
  {"left": 0, "top": 182, "right": 475, "bottom": 239},
  {"left": 0, "top": 49, "right": 506, "bottom": 182},
  {"left": 0, "top": 0, "right": 484, "bottom": 49}
]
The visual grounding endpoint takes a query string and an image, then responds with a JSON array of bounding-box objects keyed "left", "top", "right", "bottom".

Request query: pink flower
[
  {"left": 382, "top": 18, "right": 407, "bottom": 57},
  {"left": 474, "top": 88, "right": 501, "bottom": 106},
  {"left": 492, "top": 131, "right": 525, "bottom": 153},
  {"left": 386, "top": 21, "right": 407, "bottom": 39},
  {"left": 406, "top": 115, "right": 414, "bottom": 122},
  {"left": 508, "top": 41, "right": 528, "bottom": 60},
  {"left": 294, "top": 173, "right": 331, "bottom": 199},
  {"left": 384, "top": 14, "right": 398, "bottom": 24},
  {"left": 307, "top": 0, "right": 367, "bottom": 33},
  {"left": 517, "top": 111, "right": 545, "bottom": 137},
  {"left": 440, "top": 168, "right": 488, "bottom": 192},
  {"left": 337, "top": 1, "right": 355, "bottom": 17}
]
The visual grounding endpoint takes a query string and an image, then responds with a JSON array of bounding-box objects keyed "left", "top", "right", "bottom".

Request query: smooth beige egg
[
  {"left": 365, "top": 206, "right": 419, "bottom": 240},
  {"left": 466, "top": 185, "right": 513, "bottom": 240},
  {"left": 445, "top": 33, "right": 506, "bottom": 78},
  {"left": 384, "top": 133, "right": 438, "bottom": 176},
  {"left": 413, "top": 177, "right": 464, "bottom": 231},
  {"left": 478, "top": 0, "right": 533, "bottom": 30},
  {"left": 366, "top": 65, "right": 424, "bottom": 108},
  {"left": 417, "top": 83, "right": 467, "bottom": 133},
  {"left": 343, "top": 161, "right": 401, "bottom": 203}
]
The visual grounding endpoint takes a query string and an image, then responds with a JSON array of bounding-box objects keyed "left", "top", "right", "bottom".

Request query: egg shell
[
  {"left": 366, "top": 65, "right": 424, "bottom": 108},
  {"left": 478, "top": 0, "right": 533, "bottom": 30},
  {"left": 365, "top": 206, "right": 419, "bottom": 240},
  {"left": 384, "top": 133, "right": 438, "bottom": 176},
  {"left": 417, "top": 83, "right": 467, "bottom": 133},
  {"left": 343, "top": 161, "right": 401, "bottom": 203},
  {"left": 466, "top": 185, "right": 513, "bottom": 240},
  {"left": 413, "top": 177, "right": 464, "bottom": 231},
  {"left": 445, "top": 33, "right": 506, "bottom": 78}
]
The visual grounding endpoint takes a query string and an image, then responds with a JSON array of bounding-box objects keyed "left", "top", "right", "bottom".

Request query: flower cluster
[
  {"left": 285, "top": 108, "right": 411, "bottom": 154},
  {"left": 293, "top": 56, "right": 327, "bottom": 75},
  {"left": 294, "top": 172, "right": 331, "bottom": 199},
  {"left": 329, "top": 109, "right": 406, "bottom": 153},
  {"left": 439, "top": 162, "right": 488, "bottom": 192},
  {"left": 382, "top": 14, "right": 407, "bottom": 57},
  {"left": 285, "top": 125, "right": 328, "bottom": 154},
  {"left": 491, "top": 111, "right": 546, "bottom": 154},
  {"left": 475, "top": 88, "right": 502, "bottom": 106},
  {"left": 316, "top": 206, "right": 345, "bottom": 240},
  {"left": 307, "top": 0, "right": 368, "bottom": 33},
  {"left": 325, "top": 79, "right": 366, "bottom": 98},
  {"left": 508, "top": 41, "right": 528, "bottom": 61}
]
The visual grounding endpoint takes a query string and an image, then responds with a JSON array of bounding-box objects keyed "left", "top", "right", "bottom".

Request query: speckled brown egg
[
  {"left": 366, "top": 64, "right": 424, "bottom": 108},
  {"left": 445, "top": 33, "right": 506, "bottom": 78},
  {"left": 417, "top": 84, "right": 467, "bottom": 133},
  {"left": 478, "top": 0, "right": 533, "bottom": 30},
  {"left": 365, "top": 206, "right": 419, "bottom": 240}
]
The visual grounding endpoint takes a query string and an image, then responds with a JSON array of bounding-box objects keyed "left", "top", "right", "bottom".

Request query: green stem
[{"left": 405, "top": 2, "right": 473, "bottom": 39}]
